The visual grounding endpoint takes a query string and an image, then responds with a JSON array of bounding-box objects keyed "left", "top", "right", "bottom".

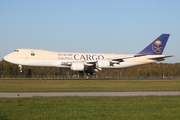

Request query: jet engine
[
  {"left": 70, "top": 63, "right": 84, "bottom": 71},
  {"left": 96, "top": 60, "right": 110, "bottom": 68}
]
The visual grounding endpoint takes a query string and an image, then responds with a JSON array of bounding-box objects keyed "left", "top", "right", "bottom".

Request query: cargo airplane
[{"left": 3, "top": 34, "right": 173, "bottom": 76}]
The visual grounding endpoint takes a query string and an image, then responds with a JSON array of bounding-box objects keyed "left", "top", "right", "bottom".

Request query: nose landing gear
[{"left": 18, "top": 65, "right": 22, "bottom": 72}]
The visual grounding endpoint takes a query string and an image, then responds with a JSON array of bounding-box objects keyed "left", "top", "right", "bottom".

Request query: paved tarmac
[{"left": 1, "top": 92, "right": 180, "bottom": 98}]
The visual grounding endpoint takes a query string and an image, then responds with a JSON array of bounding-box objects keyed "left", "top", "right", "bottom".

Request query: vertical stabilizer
[{"left": 138, "top": 34, "right": 170, "bottom": 55}]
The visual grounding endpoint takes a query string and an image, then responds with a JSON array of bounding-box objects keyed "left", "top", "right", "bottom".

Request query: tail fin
[{"left": 138, "top": 34, "right": 170, "bottom": 55}]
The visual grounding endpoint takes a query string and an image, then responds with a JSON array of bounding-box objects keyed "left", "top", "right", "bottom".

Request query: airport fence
[{"left": 0, "top": 75, "right": 180, "bottom": 80}]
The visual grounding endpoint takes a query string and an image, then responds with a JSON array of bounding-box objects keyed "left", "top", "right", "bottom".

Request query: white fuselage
[{"left": 3, "top": 49, "right": 164, "bottom": 69}]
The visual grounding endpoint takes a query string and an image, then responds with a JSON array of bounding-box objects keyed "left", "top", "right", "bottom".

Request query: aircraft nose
[
  {"left": 3, "top": 53, "right": 13, "bottom": 62},
  {"left": 3, "top": 54, "right": 10, "bottom": 61},
  {"left": 3, "top": 55, "right": 8, "bottom": 60}
]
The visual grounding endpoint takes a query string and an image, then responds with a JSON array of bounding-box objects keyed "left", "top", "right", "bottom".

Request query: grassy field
[
  {"left": 1, "top": 79, "right": 180, "bottom": 120},
  {"left": 0, "top": 96, "right": 180, "bottom": 120},
  {"left": 0, "top": 79, "right": 180, "bottom": 92}
]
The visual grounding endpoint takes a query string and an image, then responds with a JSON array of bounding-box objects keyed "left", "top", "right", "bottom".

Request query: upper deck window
[{"left": 14, "top": 50, "right": 19, "bottom": 52}]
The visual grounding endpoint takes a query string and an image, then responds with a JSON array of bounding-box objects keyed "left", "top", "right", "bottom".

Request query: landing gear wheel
[
  {"left": 19, "top": 65, "right": 22, "bottom": 72},
  {"left": 79, "top": 71, "right": 84, "bottom": 76}
]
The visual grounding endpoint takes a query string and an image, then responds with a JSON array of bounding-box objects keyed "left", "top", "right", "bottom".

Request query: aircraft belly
[{"left": 5, "top": 59, "right": 62, "bottom": 67}]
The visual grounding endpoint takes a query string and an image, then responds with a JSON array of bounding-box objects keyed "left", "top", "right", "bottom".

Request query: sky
[{"left": 0, "top": 0, "right": 180, "bottom": 63}]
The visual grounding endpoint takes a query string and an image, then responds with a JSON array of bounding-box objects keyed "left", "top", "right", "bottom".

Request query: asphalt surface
[{"left": 1, "top": 92, "right": 180, "bottom": 98}]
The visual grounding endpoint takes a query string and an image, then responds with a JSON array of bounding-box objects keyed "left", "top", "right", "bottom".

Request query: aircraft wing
[
  {"left": 111, "top": 54, "right": 150, "bottom": 62},
  {"left": 85, "top": 55, "right": 135, "bottom": 66},
  {"left": 60, "top": 62, "right": 72, "bottom": 66},
  {"left": 84, "top": 54, "right": 151, "bottom": 67},
  {"left": 85, "top": 60, "right": 96, "bottom": 66}
]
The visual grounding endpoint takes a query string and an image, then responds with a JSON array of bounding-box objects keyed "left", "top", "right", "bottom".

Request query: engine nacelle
[
  {"left": 70, "top": 63, "right": 84, "bottom": 71},
  {"left": 96, "top": 60, "right": 110, "bottom": 68}
]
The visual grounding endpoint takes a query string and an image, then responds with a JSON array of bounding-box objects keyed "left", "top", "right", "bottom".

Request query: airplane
[{"left": 3, "top": 34, "right": 173, "bottom": 76}]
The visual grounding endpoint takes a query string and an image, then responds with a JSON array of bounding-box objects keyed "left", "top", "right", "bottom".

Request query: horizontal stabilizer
[{"left": 148, "top": 55, "right": 174, "bottom": 61}]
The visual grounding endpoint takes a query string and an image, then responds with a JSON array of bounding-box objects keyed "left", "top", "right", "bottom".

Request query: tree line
[{"left": 0, "top": 60, "right": 180, "bottom": 77}]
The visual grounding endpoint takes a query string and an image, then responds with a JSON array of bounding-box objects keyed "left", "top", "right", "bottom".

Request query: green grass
[
  {"left": 1, "top": 80, "right": 180, "bottom": 120},
  {"left": 0, "top": 96, "right": 180, "bottom": 120},
  {"left": 0, "top": 80, "right": 180, "bottom": 92}
]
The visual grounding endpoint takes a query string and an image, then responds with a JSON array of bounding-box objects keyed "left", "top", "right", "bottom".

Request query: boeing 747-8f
[{"left": 3, "top": 34, "right": 173, "bottom": 76}]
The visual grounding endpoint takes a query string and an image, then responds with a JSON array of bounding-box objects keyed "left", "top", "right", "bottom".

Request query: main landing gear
[
  {"left": 79, "top": 69, "right": 95, "bottom": 77},
  {"left": 79, "top": 71, "right": 84, "bottom": 76}
]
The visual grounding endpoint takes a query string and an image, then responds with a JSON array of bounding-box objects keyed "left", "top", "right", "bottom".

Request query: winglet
[{"left": 138, "top": 34, "right": 170, "bottom": 55}]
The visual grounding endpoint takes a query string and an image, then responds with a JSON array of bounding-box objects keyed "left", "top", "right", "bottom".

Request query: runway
[{"left": 1, "top": 92, "right": 180, "bottom": 98}]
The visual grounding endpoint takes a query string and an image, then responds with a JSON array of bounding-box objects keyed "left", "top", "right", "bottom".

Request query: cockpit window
[{"left": 14, "top": 50, "right": 19, "bottom": 52}]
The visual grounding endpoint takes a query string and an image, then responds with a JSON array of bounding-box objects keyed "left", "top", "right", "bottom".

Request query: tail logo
[{"left": 152, "top": 40, "right": 163, "bottom": 53}]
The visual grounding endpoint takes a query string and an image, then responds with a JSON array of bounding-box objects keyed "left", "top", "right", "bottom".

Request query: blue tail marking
[{"left": 138, "top": 34, "right": 170, "bottom": 55}]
